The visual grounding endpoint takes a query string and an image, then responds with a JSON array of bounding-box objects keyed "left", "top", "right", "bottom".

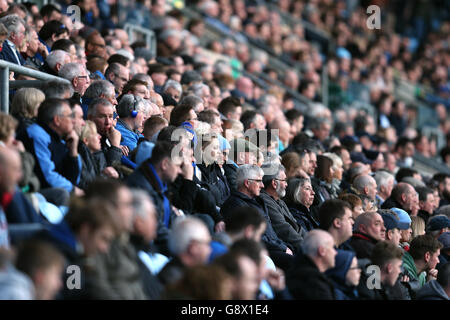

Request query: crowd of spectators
[{"left": 0, "top": 0, "right": 449, "bottom": 300}]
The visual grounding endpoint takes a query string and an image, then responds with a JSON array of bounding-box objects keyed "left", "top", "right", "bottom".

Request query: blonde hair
[
  {"left": 80, "top": 120, "right": 97, "bottom": 142},
  {"left": 0, "top": 112, "right": 18, "bottom": 142},
  {"left": 11, "top": 87, "right": 45, "bottom": 119},
  {"left": 323, "top": 152, "right": 343, "bottom": 171},
  {"left": 410, "top": 216, "right": 426, "bottom": 240}
]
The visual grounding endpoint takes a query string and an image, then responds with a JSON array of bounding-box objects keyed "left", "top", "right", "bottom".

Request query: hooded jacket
[
  {"left": 326, "top": 250, "right": 359, "bottom": 300},
  {"left": 416, "top": 279, "right": 449, "bottom": 300},
  {"left": 349, "top": 231, "right": 379, "bottom": 260}
]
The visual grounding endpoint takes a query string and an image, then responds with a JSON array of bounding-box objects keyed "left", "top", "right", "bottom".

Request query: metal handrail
[
  {"left": 0, "top": 60, "right": 70, "bottom": 113},
  {"left": 123, "top": 23, "right": 157, "bottom": 58}
]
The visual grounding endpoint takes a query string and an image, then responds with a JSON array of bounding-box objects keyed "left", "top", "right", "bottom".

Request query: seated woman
[
  {"left": 281, "top": 151, "right": 309, "bottom": 179},
  {"left": 283, "top": 177, "right": 319, "bottom": 231},
  {"left": 311, "top": 154, "right": 335, "bottom": 207},
  {"left": 339, "top": 193, "right": 364, "bottom": 222}
]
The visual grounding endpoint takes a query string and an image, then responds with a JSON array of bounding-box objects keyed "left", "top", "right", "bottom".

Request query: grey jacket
[
  {"left": 259, "top": 189, "right": 306, "bottom": 253},
  {"left": 416, "top": 280, "right": 449, "bottom": 300}
]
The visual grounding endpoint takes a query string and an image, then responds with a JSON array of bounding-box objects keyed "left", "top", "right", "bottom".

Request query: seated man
[
  {"left": 115, "top": 94, "right": 146, "bottom": 152},
  {"left": 19, "top": 98, "right": 83, "bottom": 196},
  {"left": 349, "top": 211, "right": 386, "bottom": 259}
]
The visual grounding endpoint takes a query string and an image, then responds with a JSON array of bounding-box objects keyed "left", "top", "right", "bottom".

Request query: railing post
[{"left": 0, "top": 66, "right": 9, "bottom": 114}]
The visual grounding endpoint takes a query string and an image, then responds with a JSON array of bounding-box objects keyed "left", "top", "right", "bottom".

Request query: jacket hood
[
  {"left": 416, "top": 279, "right": 449, "bottom": 300},
  {"left": 326, "top": 250, "right": 355, "bottom": 286}
]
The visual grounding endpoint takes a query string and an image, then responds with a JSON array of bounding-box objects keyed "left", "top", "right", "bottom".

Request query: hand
[
  {"left": 266, "top": 268, "right": 285, "bottom": 291},
  {"left": 107, "top": 126, "right": 121, "bottom": 147},
  {"left": 286, "top": 247, "right": 293, "bottom": 255},
  {"left": 215, "top": 221, "right": 225, "bottom": 233},
  {"left": 37, "top": 42, "right": 49, "bottom": 59},
  {"left": 11, "top": 140, "right": 25, "bottom": 152},
  {"left": 73, "top": 186, "right": 85, "bottom": 196},
  {"left": 181, "top": 160, "right": 194, "bottom": 180},
  {"left": 65, "top": 130, "right": 79, "bottom": 157},
  {"left": 102, "top": 166, "right": 119, "bottom": 179},
  {"left": 400, "top": 275, "right": 409, "bottom": 282},
  {"left": 427, "top": 268, "right": 438, "bottom": 281},
  {"left": 120, "top": 145, "right": 129, "bottom": 156}
]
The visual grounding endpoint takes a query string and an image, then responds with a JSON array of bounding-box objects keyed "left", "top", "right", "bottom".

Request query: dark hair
[
  {"left": 37, "top": 98, "right": 68, "bottom": 125},
  {"left": 240, "top": 110, "right": 260, "bottom": 131},
  {"left": 437, "top": 262, "right": 450, "bottom": 289},
  {"left": 51, "top": 39, "right": 74, "bottom": 53},
  {"left": 38, "top": 20, "right": 68, "bottom": 42},
  {"left": 197, "top": 109, "right": 219, "bottom": 125},
  {"left": 409, "top": 235, "right": 443, "bottom": 261},
  {"left": 147, "top": 63, "right": 166, "bottom": 76},
  {"left": 39, "top": 4, "right": 61, "bottom": 18},
  {"left": 15, "top": 240, "right": 64, "bottom": 279},
  {"left": 315, "top": 155, "right": 334, "bottom": 183},
  {"left": 416, "top": 186, "right": 434, "bottom": 202},
  {"left": 338, "top": 193, "right": 363, "bottom": 209},
  {"left": 391, "top": 182, "right": 413, "bottom": 203},
  {"left": 284, "top": 109, "right": 303, "bottom": 124},
  {"left": 149, "top": 141, "right": 177, "bottom": 165},
  {"left": 440, "top": 147, "right": 450, "bottom": 163},
  {"left": 169, "top": 104, "right": 195, "bottom": 127},
  {"left": 107, "top": 54, "right": 130, "bottom": 67},
  {"left": 223, "top": 206, "right": 265, "bottom": 235},
  {"left": 229, "top": 238, "right": 265, "bottom": 266},
  {"left": 371, "top": 241, "right": 404, "bottom": 267},
  {"left": 395, "top": 167, "right": 418, "bottom": 183},
  {"left": 218, "top": 96, "right": 241, "bottom": 117},
  {"left": 84, "top": 178, "right": 127, "bottom": 208},
  {"left": 395, "top": 137, "right": 413, "bottom": 151},
  {"left": 318, "top": 199, "right": 352, "bottom": 230}
]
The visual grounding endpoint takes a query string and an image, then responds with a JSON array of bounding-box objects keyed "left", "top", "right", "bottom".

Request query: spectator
[
  {"left": 38, "top": 20, "right": 69, "bottom": 52},
  {"left": 115, "top": 94, "right": 146, "bottom": 152},
  {"left": 338, "top": 193, "right": 364, "bottom": 221},
  {"left": 381, "top": 182, "right": 419, "bottom": 216},
  {"left": 22, "top": 28, "right": 47, "bottom": 68},
  {"left": 325, "top": 250, "right": 361, "bottom": 300},
  {"left": 394, "top": 137, "right": 415, "bottom": 168},
  {"left": 411, "top": 216, "right": 426, "bottom": 240},
  {"left": 311, "top": 154, "right": 334, "bottom": 206},
  {"left": 349, "top": 211, "right": 386, "bottom": 259},
  {"left": 260, "top": 163, "right": 306, "bottom": 253},
  {"left": 220, "top": 164, "right": 294, "bottom": 271},
  {"left": 86, "top": 98, "right": 123, "bottom": 166},
  {"left": 433, "top": 173, "right": 450, "bottom": 207},
  {"left": 58, "top": 63, "right": 91, "bottom": 103},
  {"left": 402, "top": 235, "right": 443, "bottom": 297},
  {"left": 85, "top": 31, "right": 107, "bottom": 59},
  {"left": 284, "top": 177, "right": 319, "bottom": 232},
  {"left": 416, "top": 262, "right": 450, "bottom": 300},
  {"left": 281, "top": 151, "right": 310, "bottom": 179},
  {"left": 15, "top": 240, "right": 64, "bottom": 300},
  {"left": 426, "top": 215, "right": 450, "bottom": 239},
  {"left": 40, "top": 79, "right": 73, "bottom": 99},
  {"left": 0, "top": 247, "right": 34, "bottom": 299},
  {"left": 19, "top": 98, "right": 83, "bottom": 195},
  {"left": 417, "top": 186, "right": 436, "bottom": 227},
  {"left": 286, "top": 230, "right": 337, "bottom": 300},
  {"left": 82, "top": 80, "right": 117, "bottom": 119},
  {"left": 380, "top": 210, "right": 404, "bottom": 246},
  {"left": 158, "top": 216, "right": 212, "bottom": 286},
  {"left": 374, "top": 171, "right": 395, "bottom": 207},
  {"left": 0, "top": 14, "right": 26, "bottom": 65},
  {"left": 352, "top": 174, "right": 378, "bottom": 203},
  {"left": 41, "top": 49, "right": 70, "bottom": 76},
  {"left": 318, "top": 199, "right": 354, "bottom": 249},
  {"left": 105, "top": 62, "right": 130, "bottom": 95},
  {"left": 218, "top": 96, "right": 242, "bottom": 121}
]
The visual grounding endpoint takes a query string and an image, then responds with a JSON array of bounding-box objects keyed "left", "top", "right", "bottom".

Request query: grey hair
[
  {"left": 374, "top": 171, "right": 394, "bottom": 192},
  {"left": 162, "top": 80, "right": 183, "bottom": 95},
  {"left": 353, "top": 175, "right": 374, "bottom": 193},
  {"left": 130, "top": 189, "right": 156, "bottom": 219},
  {"left": 117, "top": 94, "right": 146, "bottom": 117},
  {"left": 87, "top": 98, "right": 113, "bottom": 117},
  {"left": 168, "top": 216, "right": 210, "bottom": 256},
  {"left": 285, "top": 177, "right": 311, "bottom": 204},
  {"left": 354, "top": 211, "right": 379, "bottom": 232},
  {"left": 261, "top": 163, "right": 285, "bottom": 188},
  {"left": 236, "top": 164, "right": 264, "bottom": 189},
  {"left": 301, "top": 230, "right": 333, "bottom": 258},
  {"left": 0, "top": 14, "right": 25, "bottom": 34},
  {"left": 46, "top": 50, "right": 70, "bottom": 70},
  {"left": 322, "top": 152, "right": 343, "bottom": 171},
  {"left": 58, "top": 63, "right": 86, "bottom": 81},
  {"left": 40, "top": 80, "right": 73, "bottom": 99},
  {"left": 179, "top": 95, "right": 203, "bottom": 111},
  {"left": 188, "top": 83, "right": 208, "bottom": 98},
  {"left": 308, "top": 117, "right": 330, "bottom": 130},
  {"left": 84, "top": 80, "right": 115, "bottom": 99},
  {"left": 435, "top": 205, "right": 450, "bottom": 219}
]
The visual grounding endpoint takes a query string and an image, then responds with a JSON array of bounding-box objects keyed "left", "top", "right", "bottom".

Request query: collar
[
  {"left": 148, "top": 163, "right": 167, "bottom": 193},
  {"left": 352, "top": 231, "right": 378, "bottom": 244},
  {"left": 6, "top": 39, "right": 15, "bottom": 49}
]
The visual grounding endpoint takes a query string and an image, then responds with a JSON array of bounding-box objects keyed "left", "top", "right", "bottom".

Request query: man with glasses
[
  {"left": 0, "top": 14, "right": 26, "bottom": 65},
  {"left": 85, "top": 31, "right": 107, "bottom": 59},
  {"left": 221, "top": 164, "right": 294, "bottom": 272},
  {"left": 58, "top": 62, "right": 91, "bottom": 103},
  {"left": 105, "top": 62, "right": 130, "bottom": 96},
  {"left": 259, "top": 163, "right": 306, "bottom": 254},
  {"left": 19, "top": 98, "right": 83, "bottom": 196}
]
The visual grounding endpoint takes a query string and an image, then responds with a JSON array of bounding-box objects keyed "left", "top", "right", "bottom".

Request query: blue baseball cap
[
  {"left": 427, "top": 216, "right": 450, "bottom": 232},
  {"left": 381, "top": 213, "right": 400, "bottom": 231},
  {"left": 390, "top": 208, "right": 411, "bottom": 230}
]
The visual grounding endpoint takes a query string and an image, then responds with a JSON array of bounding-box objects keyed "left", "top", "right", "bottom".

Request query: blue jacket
[
  {"left": 0, "top": 40, "right": 25, "bottom": 65},
  {"left": 4, "top": 189, "right": 43, "bottom": 224},
  {"left": 220, "top": 191, "right": 289, "bottom": 253},
  {"left": 115, "top": 119, "right": 143, "bottom": 152},
  {"left": 21, "top": 122, "right": 81, "bottom": 192}
]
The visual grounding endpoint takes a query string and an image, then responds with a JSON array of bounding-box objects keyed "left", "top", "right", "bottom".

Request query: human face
[
  {"left": 427, "top": 250, "right": 441, "bottom": 270},
  {"left": 234, "top": 256, "right": 260, "bottom": 300},
  {"left": 85, "top": 129, "right": 101, "bottom": 152},
  {"left": 37, "top": 264, "right": 63, "bottom": 300},
  {"left": 353, "top": 205, "right": 364, "bottom": 221},
  {"left": 88, "top": 35, "right": 106, "bottom": 58},
  {"left": 250, "top": 222, "right": 266, "bottom": 242},
  {"left": 400, "top": 227, "right": 412, "bottom": 243},
  {"left": 254, "top": 114, "right": 266, "bottom": 130},
  {"left": 165, "top": 86, "right": 181, "bottom": 102},
  {"left": 338, "top": 208, "right": 354, "bottom": 243},
  {"left": 368, "top": 178, "right": 378, "bottom": 201},
  {"left": 308, "top": 152, "right": 317, "bottom": 176},
  {"left": 203, "top": 138, "right": 220, "bottom": 164},
  {"left": 275, "top": 170, "right": 287, "bottom": 198},
  {"left": 340, "top": 149, "right": 352, "bottom": 170},
  {"left": 89, "top": 104, "right": 114, "bottom": 136},
  {"left": 247, "top": 174, "right": 263, "bottom": 197},
  {"left": 0, "top": 149, "right": 22, "bottom": 193},
  {"left": 380, "top": 177, "right": 394, "bottom": 200},
  {"left": 191, "top": 229, "right": 212, "bottom": 265},
  {"left": 403, "top": 186, "right": 418, "bottom": 211},
  {"left": 210, "top": 115, "right": 223, "bottom": 134},
  {"left": 151, "top": 72, "right": 167, "bottom": 87},
  {"left": 363, "top": 213, "right": 386, "bottom": 241},
  {"left": 229, "top": 106, "right": 242, "bottom": 121},
  {"left": 27, "top": 30, "right": 39, "bottom": 54},
  {"left": 387, "top": 228, "right": 402, "bottom": 246},
  {"left": 72, "top": 104, "right": 85, "bottom": 135},
  {"left": 74, "top": 69, "right": 90, "bottom": 96},
  {"left": 12, "top": 23, "right": 25, "bottom": 47},
  {"left": 385, "top": 258, "right": 402, "bottom": 287},
  {"left": 132, "top": 84, "right": 150, "bottom": 100},
  {"left": 323, "top": 237, "right": 338, "bottom": 270},
  {"left": 333, "top": 164, "right": 344, "bottom": 181},
  {"left": 420, "top": 193, "right": 435, "bottom": 214},
  {"left": 68, "top": 44, "right": 77, "bottom": 63},
  {"left": 345, "top": 257, "right": 361, "bottom": 287},
  {"left": 113, "top": 66, "right": 129, "bottom": 94},
  {"left": 163, "top": 157, "right": 182, "bottom": 183},
  {"left": 116, "top": 187, "right": 134, "bottom": 232},
  {"left": 385, "top": 154, "right": 397, "bottom": 173},
  {"left": 56, "top": 104, "right": 74, "bottom": 136},
  {"left": 83, "top": 225, "right": 116, "bottom": 256},
  {"left": 137, "top": 200, "right": 158, "bottom": 242},
  {"left": 299, "top": 181, "right": 315, "bottom": 208}
]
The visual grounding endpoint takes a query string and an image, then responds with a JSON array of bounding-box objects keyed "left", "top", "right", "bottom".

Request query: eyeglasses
[
  {"left": 248, "top": 179, "right": 263, "bottom": 183},
  {"left": 91, "top": 42, "right": 106, "bottom": 49},
  {"left": 349, "top": 266, "right": 362, "bottom": 270},
  {"left": 77, "top": 75, "right": 89, "bottom": 79},
  {"left": 59, "top": 113, "right": 74, "bottom": 119},
  {"left": 275, "top": 178, "right": 287, "bottom": 182}
]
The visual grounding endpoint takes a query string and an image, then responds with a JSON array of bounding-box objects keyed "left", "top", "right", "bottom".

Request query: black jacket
[
  {"left": 259, "top": 190, "right": 305, "bottom": 253},
  {"left": 349, "top": 232, "right": 378, "bottom": 260},
  {"left": 284, "top": 200, "right": 319, "bottom": 232},
  {"left": 100, "top": 136, "right": 122, "bottom": 166},
  {"left": 286, "top": 253, "right": 336, "bottom": 300},
  {"left": 220, "top": 191, "right": 289, "bottom": 253},
  {"left": 223, "top": 163, "right": 238, "bottom": 192},
  {"left": 196, "top": 163, "right": 230, "bottom": 206}
]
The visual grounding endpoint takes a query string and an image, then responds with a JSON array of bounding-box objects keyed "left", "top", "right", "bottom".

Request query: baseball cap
[
  {"left": 381, "top": 213, "right": 400, "bottom": 231},
  {"left": 427, "top": 216, "right": 450, "bottom": 232},
  {"left": 350, "top": 151, "right": 373, "bottom": 165},
  {"left": 437, "top": 232, "right": 450, "bottom": 250},
  {"left": 390, "top": 208, "right": 411, "bottom": 230}
]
